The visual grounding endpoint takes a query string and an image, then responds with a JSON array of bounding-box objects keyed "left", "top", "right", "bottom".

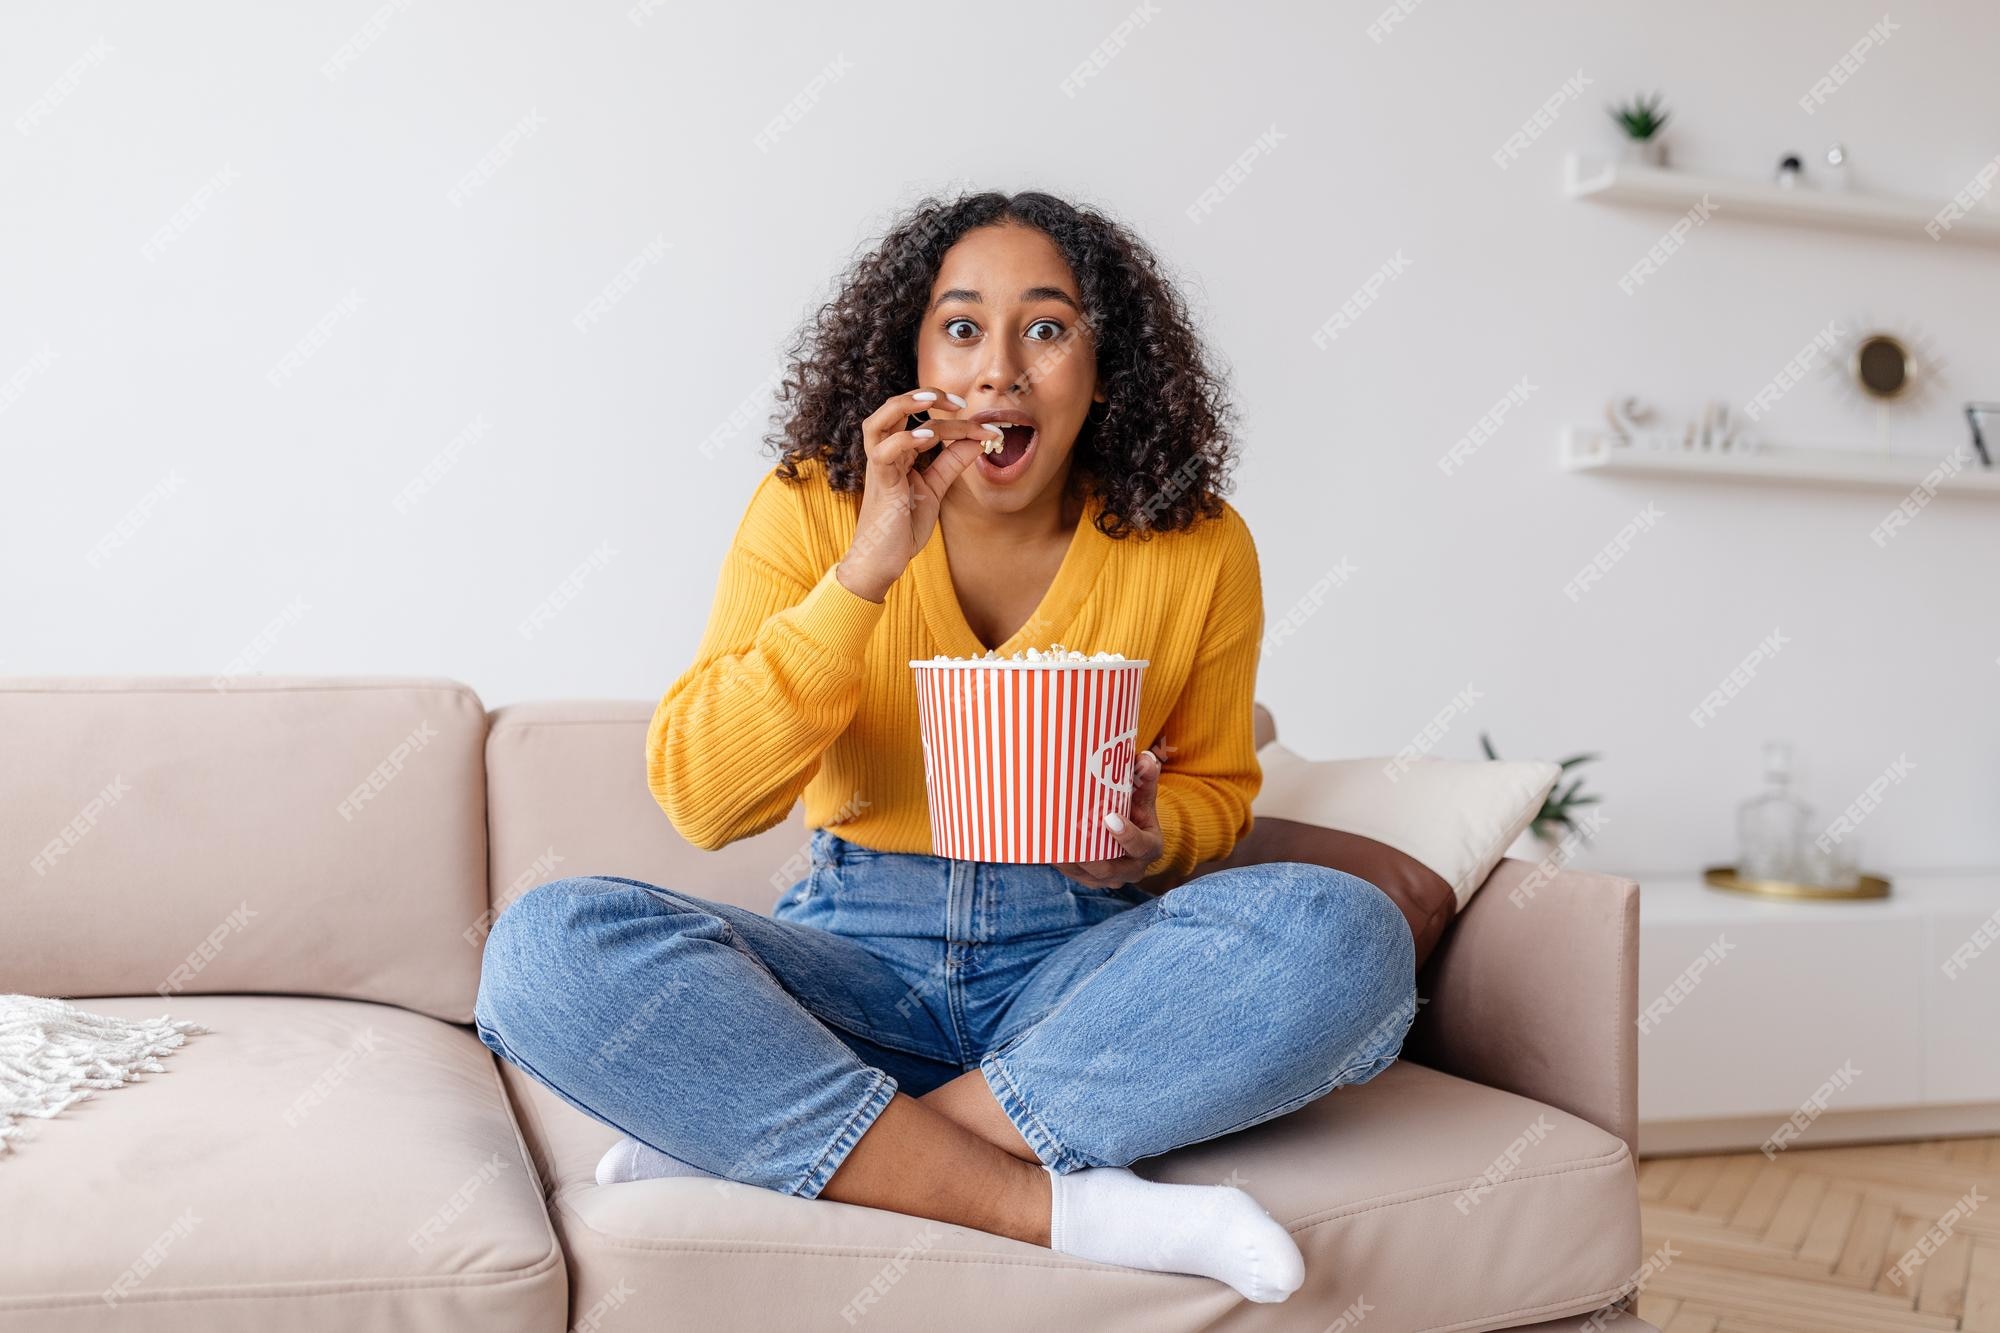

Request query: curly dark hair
[{"left": 764, "top": 190, "right": 1239, "bottom": 539}]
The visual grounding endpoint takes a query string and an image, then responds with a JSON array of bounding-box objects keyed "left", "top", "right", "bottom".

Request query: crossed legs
[{"left": 475, "top": 864, "right": 1414, "bottom": 1302}]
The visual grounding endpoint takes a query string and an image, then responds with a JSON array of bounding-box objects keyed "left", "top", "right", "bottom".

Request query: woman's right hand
[{"left": 835, "top": 388, "right": 999, "bottom": 602}]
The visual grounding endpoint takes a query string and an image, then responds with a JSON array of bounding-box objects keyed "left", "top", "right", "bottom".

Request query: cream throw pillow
[{"left": 1250, "top": 742, "right": 1560, "bottom": 908}]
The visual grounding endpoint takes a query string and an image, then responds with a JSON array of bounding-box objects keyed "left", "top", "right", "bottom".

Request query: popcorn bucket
[{"left": 908, "top": 658, "right": 1149, "bottom": 864}]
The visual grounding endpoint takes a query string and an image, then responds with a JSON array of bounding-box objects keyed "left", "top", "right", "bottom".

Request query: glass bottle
[{"left": 1738, "top": 741, "right": 1812, "bottom": 882}]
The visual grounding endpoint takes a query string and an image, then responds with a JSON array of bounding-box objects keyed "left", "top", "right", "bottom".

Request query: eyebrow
[{"left": 929, "top": 286, "right": 1081, "bottom": 314}]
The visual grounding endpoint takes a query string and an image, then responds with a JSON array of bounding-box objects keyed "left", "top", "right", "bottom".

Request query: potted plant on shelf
[
  {"left": 1608, "top": 91, "right": 1671, "bottom": 167},
  {"left": 1480, "top": 733, "right": 1604, "bottom": 861}
]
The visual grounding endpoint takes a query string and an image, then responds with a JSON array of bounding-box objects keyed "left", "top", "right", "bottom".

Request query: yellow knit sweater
[{"left": 646, "top": 457, "right": 1264, "bottom": 880}]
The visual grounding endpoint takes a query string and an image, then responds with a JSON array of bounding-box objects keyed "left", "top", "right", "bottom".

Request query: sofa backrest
[
  {"left": 0, "top": 677, "right": 491, "bottom": 1023},
  {"left": 480, "top": 700, "right": 812, "bottom": 938},
  {"left": 3, "top": 679, "right": 1277, "bottom": 1024}
]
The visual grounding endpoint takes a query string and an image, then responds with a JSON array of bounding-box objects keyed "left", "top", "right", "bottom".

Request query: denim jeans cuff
[
  {"left": 978, "top": 1050, "right": 1089, "bottom": 1173},
  {"left": 793, "top": 1067, "right": 899, "bottom": 1199}
]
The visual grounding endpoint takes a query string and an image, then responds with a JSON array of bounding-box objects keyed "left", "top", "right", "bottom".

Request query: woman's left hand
[{"left": 1056, "top": 745, "right": 1173, "bottom": 889}]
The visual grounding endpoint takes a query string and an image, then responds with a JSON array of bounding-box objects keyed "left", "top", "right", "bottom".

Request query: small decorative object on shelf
[
  {"left": 1799, "top": 837, "right": 1863, "bottom": 891},
  {"left": 1693, "top": 400, "right": 1755, "bottom": 451},
  {"left": 1597, "top": 399, "right": 1758, "bottom": 454},
  {"left": 1737, "top": 741, "right": 1810, "bottom": 881},
  {"left": 1702, "top": 865, "right": 1891, "bottom": 901},
  {"left": 1607, "top": 91, "right": 1671, "bottom": 167},
  {"left": 1561, "top": 423, "right": 2000, "bottom": 494},
  {"left": 1711, "top": 741, "right": 1891, "bottom": 901},
  {"left": 1963, "top": 402, "right": 1999, "bottom": 467},
  {"left": 1823, "top": 142, "right": 1852, "bottom": 192},
  {"left": 1603, "top": 395, "right": 1660, "bottom": 443},
  {"left": 1775, "top": 153, "right": 1805, "bottom": 188}
]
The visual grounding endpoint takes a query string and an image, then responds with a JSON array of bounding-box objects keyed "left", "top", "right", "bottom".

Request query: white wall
[{"left": 4, "top": 1, "right": 1996, "bottom": 877}]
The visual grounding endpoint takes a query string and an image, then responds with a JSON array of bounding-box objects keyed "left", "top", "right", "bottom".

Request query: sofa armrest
[{"left": 1402, "top": 858, "right": 1639, "bottom": 1152}]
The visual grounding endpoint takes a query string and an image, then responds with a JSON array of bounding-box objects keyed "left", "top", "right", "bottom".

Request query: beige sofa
[{"left": 1, "top": 676, "right": 1655, "bottom": 1333}]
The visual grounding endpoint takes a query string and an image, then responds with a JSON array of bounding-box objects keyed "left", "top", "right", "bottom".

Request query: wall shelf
[
  {"left": 1563, "top": 152, "right": 2000, "bottom": 248},
  {"left": 1560, "top": 426, "right": 2000, "bottom": 495}
]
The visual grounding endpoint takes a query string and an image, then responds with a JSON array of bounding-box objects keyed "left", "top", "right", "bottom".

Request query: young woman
[{"left": 475, "top": 190, "right": 1416, "bottom": 1306}]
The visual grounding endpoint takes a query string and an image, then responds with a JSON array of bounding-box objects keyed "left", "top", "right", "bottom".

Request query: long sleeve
[
  {"left": 646, "top": 469, "right": 884, "bottom": 850},
  {"left": 1139, "top": 509, "right": 1265, "bottom": 883}
]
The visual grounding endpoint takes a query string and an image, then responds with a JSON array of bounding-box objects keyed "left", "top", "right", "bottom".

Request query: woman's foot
[
  {"left": 1044, "top": 1164, "right": 1305, "bottom": 1303},
  {"left": 594, "top": 1135, "right": 722, "bottom": 1186}
]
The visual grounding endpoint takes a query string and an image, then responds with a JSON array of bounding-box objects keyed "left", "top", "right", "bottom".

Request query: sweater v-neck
[{"left": 913, "top": 488, "right": 1108, "bottom": 658}]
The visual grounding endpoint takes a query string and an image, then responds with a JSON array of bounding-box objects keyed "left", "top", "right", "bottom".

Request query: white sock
[
  {"left": 594, "top": 1135, "right": 722, "bottom": 1187},
  {"left": 1044, "top": 1164, "right": 1305, "bottom": 1303}
]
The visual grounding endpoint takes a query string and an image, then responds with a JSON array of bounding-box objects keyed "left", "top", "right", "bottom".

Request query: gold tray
[{"left": 1703, "top": 865, "right": 1891, "bottom": 901}]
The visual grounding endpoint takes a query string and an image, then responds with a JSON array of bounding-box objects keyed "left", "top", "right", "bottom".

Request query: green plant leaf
[
  {"left": 1557, "top": 751, "right": 1601, "bottom": 770},
  {"left": 1609, "top": 93, "right": 1669, "bottom": 139},
  {"left": 1479, "top": 732, "right": 1499, "bottom": 761}
]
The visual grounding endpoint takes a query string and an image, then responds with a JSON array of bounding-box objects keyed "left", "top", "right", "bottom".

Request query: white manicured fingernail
[
  {"left": 912, "top": 428, "right": 934, "bottom": 438},
  {"left": 1105, "top": 812, "right": 1126, "bottom": 832},
  {"left": 985, "top": 423, "right": 1005, "bottom": 435},
  {"left": 945, "top": 392, "right": 966, "bottom": 407},
  {"left": 913, "top": 390, "right": 938, "bottom": 401}
]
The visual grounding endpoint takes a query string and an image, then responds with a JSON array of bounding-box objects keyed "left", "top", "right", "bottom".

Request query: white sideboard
[{"left": 1636, "top": 872, "right": 2000, "bottom": 1156}]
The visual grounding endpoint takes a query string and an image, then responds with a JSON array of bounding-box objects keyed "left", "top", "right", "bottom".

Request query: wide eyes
[{"left": 941, "top": 317, "right": 1065, "bottom": 343}]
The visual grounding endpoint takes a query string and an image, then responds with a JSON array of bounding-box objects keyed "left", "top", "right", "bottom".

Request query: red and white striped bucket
[{"left": 908, "top": 658, "right": 1148, "bottom": 864}]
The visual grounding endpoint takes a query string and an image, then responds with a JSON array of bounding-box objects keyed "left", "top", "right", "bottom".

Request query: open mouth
[{"left": 980, "top": 423, "right": 1036, "bottom": 473}]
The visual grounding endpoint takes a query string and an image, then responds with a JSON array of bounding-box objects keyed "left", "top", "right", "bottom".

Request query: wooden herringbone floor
[{"left": 1636, "top": 1136, "right": 2000, "bottom": 1332}]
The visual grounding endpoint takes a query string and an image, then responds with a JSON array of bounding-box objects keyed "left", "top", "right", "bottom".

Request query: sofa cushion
[
  {"left": 0, "top": 677, "right": 492, "bottom": 1022},
  {"left": 0, "top": 995, "right": 565, "bottom": 1333},
  {"left": 497, "top": 1057, "right": 1638, "bottom": 1333}
]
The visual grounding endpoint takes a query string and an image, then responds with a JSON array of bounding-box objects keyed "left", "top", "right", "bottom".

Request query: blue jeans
[{"left": 474, "top": 828, "right": 1416, "bottom": 1200}]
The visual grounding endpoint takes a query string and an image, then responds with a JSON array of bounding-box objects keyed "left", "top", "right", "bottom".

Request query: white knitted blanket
[{"left": 0, "top": 995, "right": 208, "bottom": 1154}]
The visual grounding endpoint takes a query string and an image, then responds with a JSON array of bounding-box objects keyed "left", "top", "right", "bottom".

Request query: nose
[{"left": 974, "top": 324, "right": 1027, "bottom": 400}]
